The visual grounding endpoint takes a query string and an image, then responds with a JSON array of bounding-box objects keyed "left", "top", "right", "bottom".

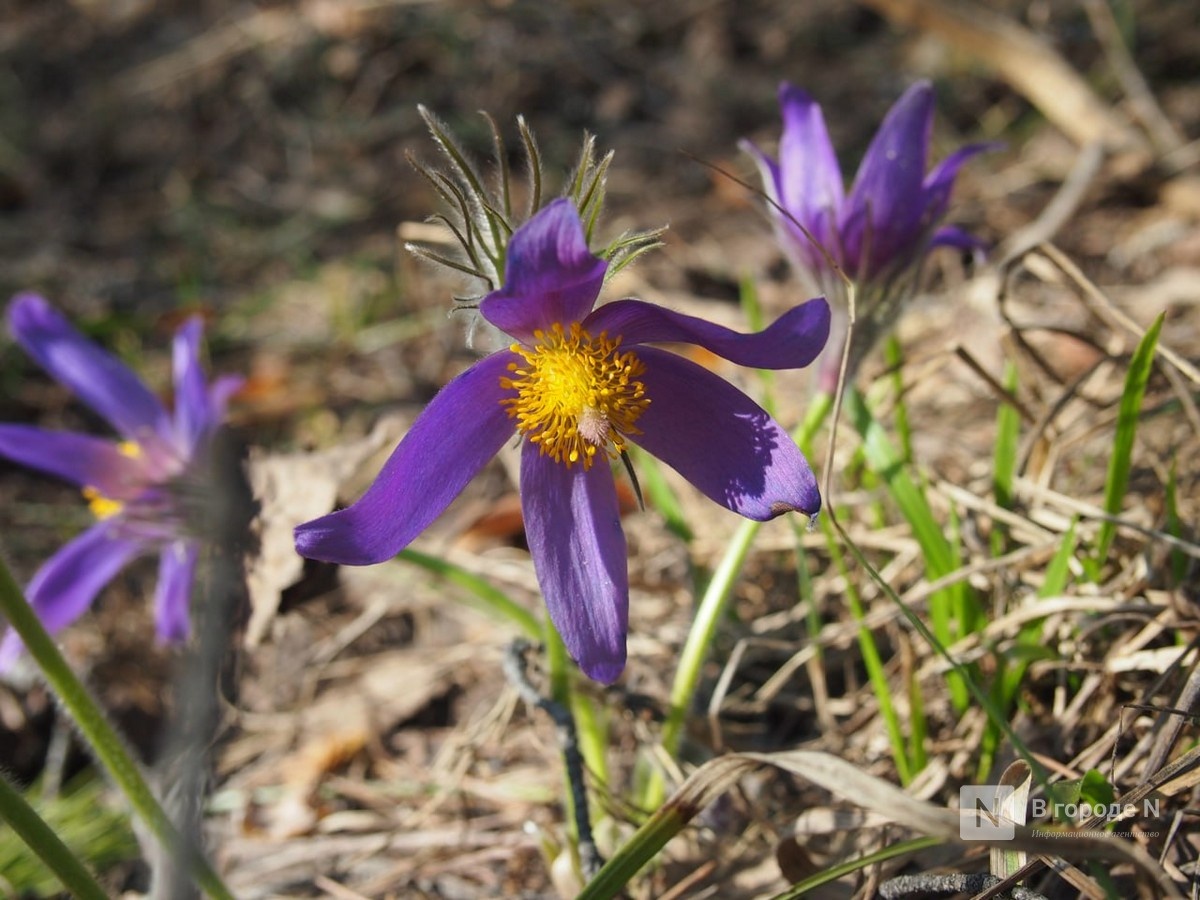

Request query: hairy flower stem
[
  {"left": 642, "top": 390, "right": 834, "bottom": 809},
  {"left": 0, "top": 556, "right": 235, "bottom": 900},
  {"left": 505, "top": 637, "right": 602, "bottom": 879},
  {"left": 0, "top": 771, "right": 109, "bottom": 900}
]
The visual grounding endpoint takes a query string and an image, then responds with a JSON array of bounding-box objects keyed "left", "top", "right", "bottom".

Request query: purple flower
[
  {"left": 742, "top": 81, "right": 991, "bottom": 388},
  {"left": 0, "top": 294, "right": 242, "bottom": 668},
  {"left": 295, "top": 200, "right": 830, "bottom": 683}
]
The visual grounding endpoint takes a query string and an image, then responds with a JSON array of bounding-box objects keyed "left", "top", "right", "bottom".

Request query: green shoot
[{"left": 1093, "top": 313, "right": 1164, "bottom": 569}]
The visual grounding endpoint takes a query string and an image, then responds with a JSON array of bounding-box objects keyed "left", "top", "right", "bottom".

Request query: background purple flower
[
  {"left": 0, "top": 294, "right": 242, "bottom": 668},
  {"left": 296, "top": 199, "right": 830, "bottom": 683},
  {"left": 742, "top": 81, "right": 992, "bottom": 390}
]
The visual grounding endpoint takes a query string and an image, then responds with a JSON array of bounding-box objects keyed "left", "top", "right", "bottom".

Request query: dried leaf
[{"left": 243, "top": 417, "right": 404, "bottom": 646}]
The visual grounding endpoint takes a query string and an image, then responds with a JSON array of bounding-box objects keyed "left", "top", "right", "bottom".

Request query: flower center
[
  {"left": 77, "top": 438, "right": 222, "bottom": 544},
  {"left": 500, "top": 323, "right": 649, "bottom": 469},
  {"left": 82, "top": 486, "right": 124, "bottom": 520},
  {"left": 79, "top": 441, "right": 143, "bottom": 521}
]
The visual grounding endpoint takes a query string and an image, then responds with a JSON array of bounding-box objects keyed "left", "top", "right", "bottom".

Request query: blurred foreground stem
[{"left": 0, "top": 556, "right": 235, "bottom": 900}]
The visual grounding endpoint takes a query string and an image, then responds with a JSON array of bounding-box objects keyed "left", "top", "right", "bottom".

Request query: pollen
[
  {"left": 82, "top": 486, "right": 124, "bottom": 521},
  {"left": 117, "top": 441, "right": 142, "bottom": 458},
  {"left": 500, "top": 322, "right": 650, "bottom": 469}
]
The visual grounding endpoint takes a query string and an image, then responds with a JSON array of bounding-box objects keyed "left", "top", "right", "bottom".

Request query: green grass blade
[
  {"left": 638, "top": 392, "right": 834, "bottom": 810},
  {"left": 823, "top": 515, "right": 913, "bottom": 783},
  {"left": 1094, "top": 313, "right": 1164, "bottom": 566},
  {"left": 846, "top": 387, "right": 973, "bottom": 708},
  {"left": 576, "top": 802, "right": 689, "bottom": 900},
  {"left": 656, "top": 518, "right": 759, "bottom": 781},
  {"left": 739, "top": 276, "right": 777, "bottom": 416},
  {"left": 766, "top": 835, "right": 943, "bottom": 899},
  {"left": 907, "top": 659, "right": 928, "bottom": 773},
  {"left": 628, "top": 448, "right": 693, "bottom": 542},
  {"left": 977, "top": 522, "right": 1078, "bottom": 778},
  {"left": 796, "top": 391, "right": 834, "bottom": 458},
  {"left": 884, "top": 336, "right": 912, "bottom": 463},
  {"left": 1165, "top": 463, "right": 1187, "bottom": 585},
  {"left": 829, "top": 520, "right": 1049, "bottom": 791},
  {"left": 994, "top": 360, "right": 1020, "bottom": 512},
  {"left": 846, "top": 389, "right": 959, "bottom": 579},
  {"left": 1040, "top": 520, "right": 1078, "bottom": 598},
  {"left": 740, "top": 274, "right": 766, "bottom": 333},
  {"left": 396, "top": 548, "right": 542, "bottom": 640},
  {"left": 0, "top": 775, "right": 111, "bottom": 900},
  {"left": 572, "top": 691, "right": 610, "bottom": 791},
  {"left": 0, "top": 558, "right": 235, "bottom": 900}
]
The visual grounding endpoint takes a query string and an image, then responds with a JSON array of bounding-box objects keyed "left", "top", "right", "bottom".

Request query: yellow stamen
[
  {"left": 117, "top": 441, "right": 142, "bottom": 459},
  {"left": 82, "top": 486, "right": 124, "bottom": 520},
  {"left": 500, "top": 323, "right": 650, "bottom": 469}
]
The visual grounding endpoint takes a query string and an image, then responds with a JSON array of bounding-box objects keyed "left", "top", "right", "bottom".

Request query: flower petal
[
  {"left": 741, "top": 137, "right": 824, "bottom": 274},
  {"left": 738, "top": 138, "right": 784, "bottom": 210},
  {"left": 8, "top": 293, "right": 174, "bottom": 448},
  {"left": 585, "top": 296, "right": 830, "bottom": 370},
  {"left": 841, "top": 82, "right": 934, "bottom": 276},
  {"left": 929, "top": 225, "right": 988, "bottom": 252},
  {"left": 207, "top": 375, "right": 244, "bottom": 421},
  {"left": 294, "top": 352, "right": 518, "bottom": 564},
  {"left": 740, "top": 138, "right": 835, "bottom": 280},
  {"left": 0, "top": 424, "right": 148, "bottom": 496},
  {"left": 521, "top": 445, "right": 628, "bottom": 683},
  {"left": 630, "top": 348, "right": 820, "bottom": 520},
  {"left": 777, "top": 82, "right": 844, "bottom": 236},
  {"left": 154, "top": 540, "right": 198, "bottom": 642},
  {"left": 921, "top": 142, "right": 996, "bottom": 226},
  {"left": 172, "top": 317, "right": 213, "bottom": 454},
  {"left": 480, "top": 199, "right": 607, "bottom": 341},
  {"left": 0, "top": 522, "right": 144, "bottom": 670}
]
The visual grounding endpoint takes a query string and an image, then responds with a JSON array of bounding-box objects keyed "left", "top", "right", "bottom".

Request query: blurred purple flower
[
  {"left": 0, "top": 294, "right": 242, "bottom": 668},
  {"left": 296, "top": 199, "right": 830, "bottom": 683},
  {"left": 743, "top": 81, "right": 991, "bottom": 389}
]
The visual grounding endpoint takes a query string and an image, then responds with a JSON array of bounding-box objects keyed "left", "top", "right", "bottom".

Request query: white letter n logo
[{"left": 959, "top": 785, "right": 1016, "bottom": 840}]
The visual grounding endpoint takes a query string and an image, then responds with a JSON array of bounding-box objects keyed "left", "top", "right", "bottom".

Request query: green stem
[
  {"left": 0, "top": 773, "right": 109, "bottom": 900},
  {"left": 643, "top": 391, "right": 834, "bottom": 808},
  {"left": 0, "top": 557, "right": 235, "bottom": 900},
  {"left": 661, "top": 515, "right": 761, "bottom": 759}
]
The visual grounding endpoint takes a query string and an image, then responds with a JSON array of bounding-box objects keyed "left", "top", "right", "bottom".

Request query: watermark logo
[
  {"left": 959, "top": 785, "right": 1015, "bottom": 840},
  {"left": 960, "top": 784, "right": 1162, "bottom": 840}
]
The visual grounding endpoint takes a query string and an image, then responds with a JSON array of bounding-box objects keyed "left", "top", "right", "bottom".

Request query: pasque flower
[
  {"left": 0, "top": 294, "right": 241, "bottom": 667},
  {"left": 296, "top": 199, "right": 830, "bottom": 683},
  {"left": 742, "top": 81, "right": 990, "bottom": 389}
]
